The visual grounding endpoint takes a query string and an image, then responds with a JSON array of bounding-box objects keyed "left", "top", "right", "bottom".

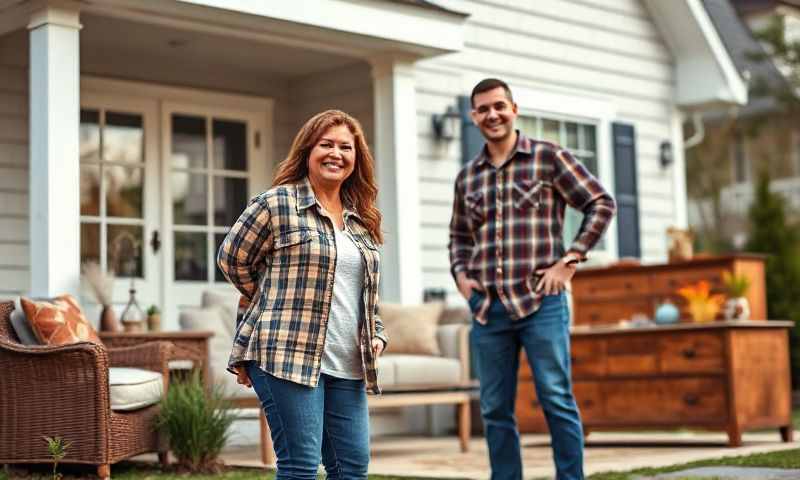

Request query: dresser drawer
[
  {"left": 572, "top": 274, "right": 652, "bottom": 300},
  {"left": 573, "top": 300, "right": 652, "bottom": 326},
  {"left": 651, "top": 267, "right": 726, "bottom": 295},
  {"left": 571, "top": 338, "right": 607, "bottom": 377},
  {"left": 602, "top": 378, "right": 727, "bottom": 424},
  {"left": 660, "top": 333, "right": 725, "bottom": 374},
  {"left": 605, "top": 335, "right": 659, "bottom": 376},
  {"left": 574, "top": 381, "right": 604, "bottom": 421}
]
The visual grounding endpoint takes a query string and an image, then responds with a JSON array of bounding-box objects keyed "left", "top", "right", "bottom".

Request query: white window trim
[{"left": 511, "top": 84, "right": 619, "bottom": 265}]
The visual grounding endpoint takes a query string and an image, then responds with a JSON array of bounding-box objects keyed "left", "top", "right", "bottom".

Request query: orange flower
[{"left": 676, "top": 280, "right": 725, "bottom": 322}]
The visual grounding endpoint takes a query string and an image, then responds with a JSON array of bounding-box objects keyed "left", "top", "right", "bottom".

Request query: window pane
[
  {"left": 172, "top": 172, "right": 208, "bottom": 225},
  {"left": 580, "top": 124, "right": 596, "bottom": 152},
  {"left": 108, "top": 224, "right": 143, "bottom": 278},
  {"left": 80, "top": 109, "right": 100, "bottom": 164},
  {"left": 80, "top": 164, "right": 100, "bottom": 216},
  {"left": 566, "top": 122, "right": 579, "bottom": 149},
  {"left": 104, "top": 112, "right": 143, "bottom": 164},
  {"left": 174, "top": 231, "right": 207, "bottom": 281},
  {"left": 516, "top": 116, "right": 538, "bottom": 139},
  {"left": 578, "top": 154, "right": 598, "bottom": 176},
  {"left": 80, "top": 223, "right": 100, "bottom": 266},
  {"left": 214, "top": 233, "right": 228, "bottom": 282},
  {"left": 213, "top": 119, "right": 247, "bottom": 171},
  {"left": 214, "top": 177, "right": 248, "bottom": 227},
  {"left": 172, "top": 114, "right": 207, "bottom": 168},
  {"left": 542, "top": 119, "right": 560, "bottom": 144},
  {"left": 105, "top": 166, "right": 143, "bottom": 218}
]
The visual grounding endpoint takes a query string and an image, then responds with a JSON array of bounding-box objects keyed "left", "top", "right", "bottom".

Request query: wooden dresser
[
  {"left": 570, "top": 255, "right": 767, "bottom": 327},
  {"left": 516, "top": 322, "right": 794, "bottom": 445}
]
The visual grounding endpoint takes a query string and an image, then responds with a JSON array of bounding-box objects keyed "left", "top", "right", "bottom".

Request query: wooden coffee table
[{"left": 99, "top": 331, "right": 214, "bottom": 388}]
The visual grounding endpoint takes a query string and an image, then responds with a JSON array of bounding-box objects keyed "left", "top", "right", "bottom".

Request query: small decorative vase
[
  {"left": 723, "top": 297, "right": 750, "bottom": 321},
  {"left": 147, "top": 313, "right": 161, "bottom": 332},
  {"left": 654, "top": 301, "right": 680, "bottom": 325},
  {"left": 100, "top": 304, "right": 121, "bottom": 332}
]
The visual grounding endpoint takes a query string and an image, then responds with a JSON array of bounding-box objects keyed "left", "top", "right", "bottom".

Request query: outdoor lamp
[
  {"left": 432, "top": 105, "right": 460, "bottom": 141},
  {"left": 659, "top": 140, "right": 673, "bottom": 168}
]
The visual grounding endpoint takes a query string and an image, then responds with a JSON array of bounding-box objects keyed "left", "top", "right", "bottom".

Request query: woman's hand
[
  {"left": 372, "top": 338, "right": 386, "bottom": 357},
  {"left": 234, "top": 365, "right": 252, "bottom": 388}
]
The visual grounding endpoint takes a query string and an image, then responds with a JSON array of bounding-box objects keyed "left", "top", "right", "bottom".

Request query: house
[
  {"left": 687, "top": 0, "right": 800, "bottom": 249},
  {"left": 0, "top": 0, "right": 745, "bottom": 324}
]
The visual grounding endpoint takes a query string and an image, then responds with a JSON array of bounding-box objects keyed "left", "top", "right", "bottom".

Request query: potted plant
[
  {"left": 722, "top": 271, "right": 751, "bottom": 321},
  {"left": 676, "top": 280, "right": 726, "bottom": 323},
  {"left": 147, "top": 305, "right": 161, "bottom": 332}
]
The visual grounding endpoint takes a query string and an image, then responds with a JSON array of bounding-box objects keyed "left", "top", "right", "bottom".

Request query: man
[{"left": 448, "top": 78, "right": 616, "bottom": 480}]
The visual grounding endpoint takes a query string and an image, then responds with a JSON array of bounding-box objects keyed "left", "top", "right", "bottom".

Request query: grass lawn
[{"left": 586, "top": 448, "right": 800, "bottom": 480}]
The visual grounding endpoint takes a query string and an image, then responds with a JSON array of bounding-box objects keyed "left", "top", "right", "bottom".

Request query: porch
[{"left": 0, "top": 0, "right": 467, "bottom": 323}]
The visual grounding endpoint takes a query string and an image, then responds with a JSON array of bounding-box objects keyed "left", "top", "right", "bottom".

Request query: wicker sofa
[{"left": 0, "top": 301, "right": 172, "bottom": 479}]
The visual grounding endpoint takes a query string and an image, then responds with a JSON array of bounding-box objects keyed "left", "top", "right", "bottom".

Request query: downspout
[{"left": 684, "top": 111, "right": 705, "bottom": 149}]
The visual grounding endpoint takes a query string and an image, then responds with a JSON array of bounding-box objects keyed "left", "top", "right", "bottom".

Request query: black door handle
[{"left": 150, "top": 230, "right": 161, "bottom": 254}]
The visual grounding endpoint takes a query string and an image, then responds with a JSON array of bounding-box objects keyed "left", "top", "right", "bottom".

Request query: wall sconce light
[
  {"left": 659, "top": 140, "right": 673, "bottom": 169},
  {"left": 432, "top": 105, "right": 461, "bottom": 141}
]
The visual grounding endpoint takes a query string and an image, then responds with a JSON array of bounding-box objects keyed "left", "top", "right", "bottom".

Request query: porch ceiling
[{"left": 80, "top": 13, "right": 357, "bottom": 78}]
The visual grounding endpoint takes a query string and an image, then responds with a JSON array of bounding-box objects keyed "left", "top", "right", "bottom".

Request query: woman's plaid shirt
[
  {"left": 449, "top": 132, "right": 616, "bottom": 324},
  {"left": 217, "top": 178, "right": 387, "bottom": 394}
]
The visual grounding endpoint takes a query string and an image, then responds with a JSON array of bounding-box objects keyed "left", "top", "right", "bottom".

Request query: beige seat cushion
[
  {"left": 379, "top": 302, "right": 444, "bottom": 356},
  {"left": 108, "top": 367, "right": 164, "bottom": 411},
  {"left": 379, "top": 354, "right": 461, "bottom": 386}
]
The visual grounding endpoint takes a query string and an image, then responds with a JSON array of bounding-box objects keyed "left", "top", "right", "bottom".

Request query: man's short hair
[{"left": 470, "top": 78, "right": 514, "bottom": 107}]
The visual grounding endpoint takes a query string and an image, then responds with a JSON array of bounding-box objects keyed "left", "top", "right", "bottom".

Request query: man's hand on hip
[
  {"left": 535, "top": 259, "right": 577, "bottom": 296},
  {"left": 456, "top": 272, "right": 484, "bottom": 300}
]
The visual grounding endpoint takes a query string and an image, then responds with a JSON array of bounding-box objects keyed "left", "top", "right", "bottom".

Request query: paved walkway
[
  {"left": 636, "top": 466, "right": 800, "bottom": 479},
  {"left": 215, "top": 431, "right": 799, "bottom": 479}
]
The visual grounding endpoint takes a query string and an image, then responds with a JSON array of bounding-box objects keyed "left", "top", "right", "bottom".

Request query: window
[
  {"left": 170, "top": 114, "right": 249, "bottom": 282},
  {"left": 516, "top": 115, "right": 603, "bottom": 250},
  {"left": 80, "top": 109, "right": 146, "bottom": 277}
]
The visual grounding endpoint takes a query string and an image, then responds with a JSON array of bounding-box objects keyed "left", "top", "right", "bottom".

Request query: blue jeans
[
  {"left": 470, "top": 291, "right": 584, "bottom": 480},
  {"left": 246, "top": 363, "right": 370, "bottom": 479}
]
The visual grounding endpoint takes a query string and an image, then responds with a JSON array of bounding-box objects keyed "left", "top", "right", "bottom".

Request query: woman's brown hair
[{"left": 271, "top": 110, "right": 383, "bottom": 244}]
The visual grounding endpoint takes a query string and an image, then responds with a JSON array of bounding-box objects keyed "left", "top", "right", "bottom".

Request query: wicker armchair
[{"left": 0, "top": 301, "right": 172, "bottom": 479}]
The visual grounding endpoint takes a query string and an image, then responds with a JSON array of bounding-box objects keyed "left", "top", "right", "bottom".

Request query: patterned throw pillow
[{"left": 21, "top": 294, "right": 101, "bottom": 346}]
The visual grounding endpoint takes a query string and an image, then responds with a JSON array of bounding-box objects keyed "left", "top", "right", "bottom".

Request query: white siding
[
  {"left": 416, "top": 0, "right": 679, "bottom": 297},
  {"left": 287, "top": 62, "right": 374, "bottom": 152},
  {"left": 0, "top": 30, "right": 29, "bottom": 299}
]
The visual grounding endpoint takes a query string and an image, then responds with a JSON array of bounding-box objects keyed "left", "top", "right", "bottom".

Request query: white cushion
[
  {"left": 378, "top": 354, "right": 461, "bottom": 386},
  {"left": 179, "top": 305, "right": 234, "bottom": 388},
  {"left": 109, "top": 367, "right": 164, "bottom": 411},
  {"left": 201, "top": 290, "right": 240, "bottom": 337}
]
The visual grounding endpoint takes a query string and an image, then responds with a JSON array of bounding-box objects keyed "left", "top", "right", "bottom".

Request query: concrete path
[
  {"left": 213, "top": 431, "right": 799, "bottom": 479},
  {"left": 636, "top": 466, "right": 800, "bottom": 479}
]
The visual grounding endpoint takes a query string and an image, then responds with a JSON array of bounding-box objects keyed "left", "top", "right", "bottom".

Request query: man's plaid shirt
[
  {"left": 449, "top": 131, "right": 616, "bottom": 324},
  {"left": 217, "top": 178, "right": 387, "bottom": 394}
]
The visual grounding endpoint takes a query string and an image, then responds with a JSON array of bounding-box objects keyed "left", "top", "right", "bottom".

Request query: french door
[
  {"left": 79, "top": 94, "right": 160, "bottom": 314},
  {"left": 161, "top": 103, "right": 269, "bottom": 327}
]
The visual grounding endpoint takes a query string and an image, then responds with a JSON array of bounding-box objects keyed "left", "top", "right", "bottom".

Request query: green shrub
[
  {"left": 156, "top": 371, "right": 236, "bottom": 473},
  {"left": 746, "top": 172, "right": 800, "bottom": 387}
]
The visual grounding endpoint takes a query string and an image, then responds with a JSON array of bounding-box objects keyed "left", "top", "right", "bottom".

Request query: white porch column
[
  {"left": 28, "top": 1, "right": 81, "bottom": 297},
  {"left": 371, "top": 55, "right": 422, "bottom": 304}
]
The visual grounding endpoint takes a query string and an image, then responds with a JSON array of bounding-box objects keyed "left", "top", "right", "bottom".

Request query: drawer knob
[
  {"left": 531, "top": 400, "right": 540, "bottom": 408},
  {"left": 590, "top": 313, "right": 600, "bottom": 321},
  {"left": 682, "top": 348, "right": 697, "bottom": 359},
  {"left": 683, "top": 394, "right": 699, "bottom": 406}
]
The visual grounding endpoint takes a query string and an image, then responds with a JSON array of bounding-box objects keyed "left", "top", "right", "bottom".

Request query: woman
[{"left": 217, "top": 110, "right": 387, "bottom": 480}]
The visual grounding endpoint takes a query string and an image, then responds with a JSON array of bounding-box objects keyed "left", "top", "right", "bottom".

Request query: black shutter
[
  {"left": 458, "top": 95, "right": 484, "bottom": 165},
  {"left": 612, "top": 122, "right": 641, "bottom": 258}
]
